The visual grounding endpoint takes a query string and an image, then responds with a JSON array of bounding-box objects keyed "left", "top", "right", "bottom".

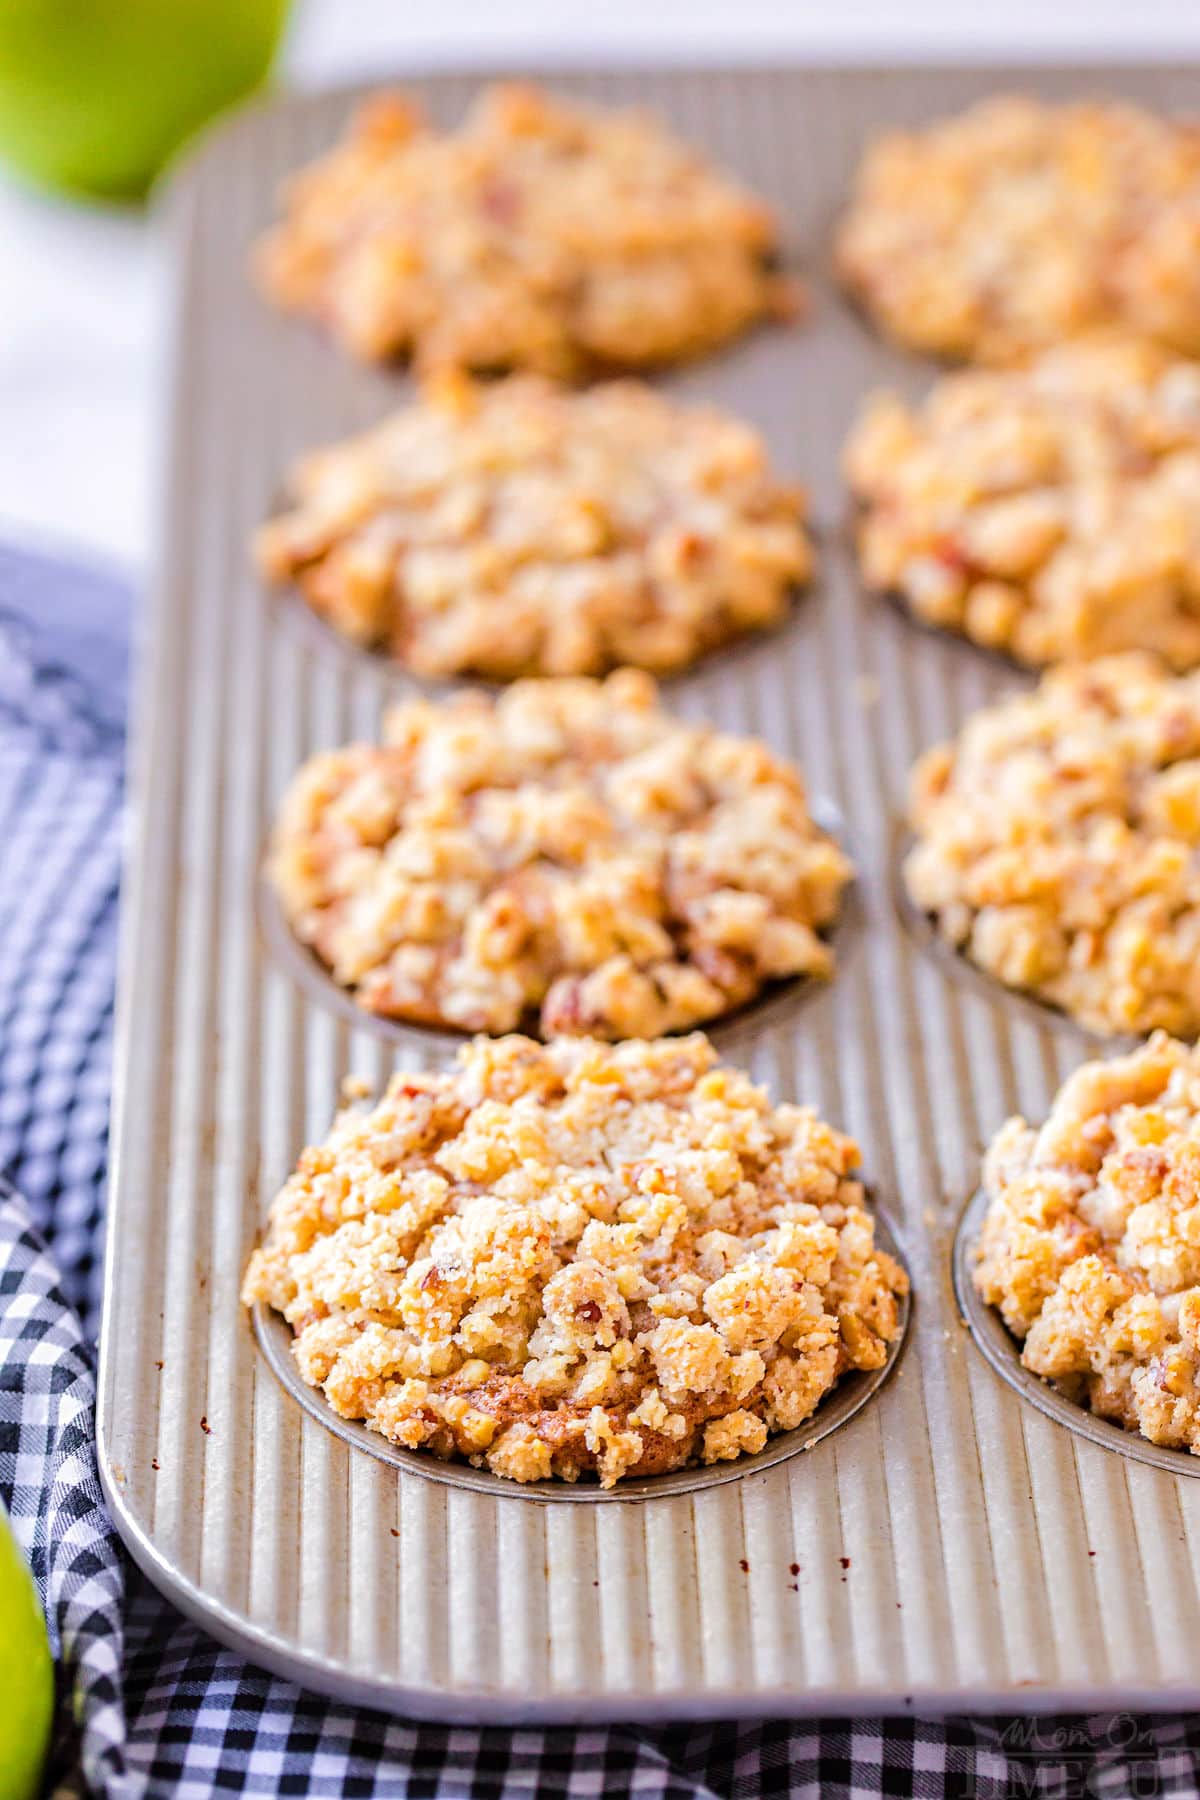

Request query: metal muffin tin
[{"left": 98, "top": 64, "right": 1200, "bottom": 1721}]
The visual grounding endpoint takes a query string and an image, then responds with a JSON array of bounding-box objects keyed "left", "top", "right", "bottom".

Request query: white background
[{"left": 4, "top": 0, "right": 1200, "bottom": 570}]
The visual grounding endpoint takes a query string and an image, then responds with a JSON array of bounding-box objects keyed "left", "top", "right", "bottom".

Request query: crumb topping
[
  {"left": 905, "top": 655, "right": 1200, "bottom": 1038},
  {"left": 256, "top": 83, "right": 792, "bottom": 375},
  {"left": 976, "top": 1033, "right": 1200, "bottom": 1454},
  {"left": 257, "top": 372, "right": 811, "bottom": 681},
  {"left": 837, "top": 96, "right": 1200, "bottom": 363},
  {"left": 242, "top": 1034, "right": 908, "bottom": 1486},
  {"left": 845, "top": 337, "right": 1200, "bottom": 669},
  {"left": 269, "top": 669, "right": 851, "bottom": 1040}
]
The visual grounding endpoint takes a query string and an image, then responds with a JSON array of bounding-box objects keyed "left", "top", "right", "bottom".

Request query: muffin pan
[{"left": 98, "top": 65, "right": 1200, "bottom": 1722}]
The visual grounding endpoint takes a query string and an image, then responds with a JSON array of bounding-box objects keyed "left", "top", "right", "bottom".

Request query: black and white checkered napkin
[{"left": 5, "top": 540, "right": 1200, "bottom": 1798}]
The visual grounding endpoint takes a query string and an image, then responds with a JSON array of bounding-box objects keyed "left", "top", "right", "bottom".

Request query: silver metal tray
[{"left": 98, "top": 64, "right": 1200, "bottom": 1721}]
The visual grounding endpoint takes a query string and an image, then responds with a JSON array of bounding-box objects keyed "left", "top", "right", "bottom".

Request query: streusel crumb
[
  {"left": 257, "top": 373, "right": 811, "bottom": 681},
  {"left": 269, "top": 669, "right": 852, "bottom": 1040},
  {"left": 255, "top": 84, "right": 792, "bottom": 375},
  {"left": 837, "top": 96, "right": 1200, "bottom": 363},
  {"left": 845, "top": 337, "right": 1200, "bottom": 669},
  {"left": 242, "top": 1034, "right": 908, "bottom": 1486},
  {"left": 976, "top": 1034, "right": 1200, "bottom": 1454},
  {"left": 905, "top": 655, "right": 1200, "bottom": 1038}
]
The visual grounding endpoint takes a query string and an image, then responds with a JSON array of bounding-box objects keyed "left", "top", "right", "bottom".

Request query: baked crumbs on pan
[
  {"left": 269, "top": 670, "right": 851, "bottom": 1040},
  {"left": 975, "top": 1034, "right": 1200, "bottom": 1456},
  {"left": 258, "top": 372, "right": 811, "bottom": 680},
  {"left": 845, "top": 336, "right": 1200, "bottom": 670},
  {"left": 837, "top": 96, "right": 1200, "bottom": 363},
  {"left": 241, "top": 1034, "right": 908, "bottom": 1487},
  {"left": 905, "top": 655, "right": 1200, "bottom": 1039},
  {"left": 255, "top": 83, "right": 793, "bottom": 374}
]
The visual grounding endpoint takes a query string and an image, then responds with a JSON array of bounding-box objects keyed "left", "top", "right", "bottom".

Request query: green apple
[
  {"left": 0, "top": 1505, "right": 53, "bottom": 1800},
  {"left": 0, "top": 0, "right": 291, "bottom": 201}
]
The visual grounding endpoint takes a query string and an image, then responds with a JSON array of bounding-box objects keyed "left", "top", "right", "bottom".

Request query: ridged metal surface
[{"left": 98, "top": 66, "right": 1200, "bottom": 1719}]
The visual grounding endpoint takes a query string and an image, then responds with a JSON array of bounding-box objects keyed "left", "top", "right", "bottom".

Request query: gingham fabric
[{"left": 4, "top": 542, "right": 1200, "bottom": 1799}]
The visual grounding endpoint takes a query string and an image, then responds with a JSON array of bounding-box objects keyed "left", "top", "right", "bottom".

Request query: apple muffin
[
  {"left": 255, "top": 83, "right": 793, "bottom": 374},
  {"left": 904, "top": 655, "right": 1200, "bottom": 1038},
  {"left": 836, "top": 96, "right": 1200, "bottom": 363},
  {"left": 257, "top": 372, "right": 811, "bottom": 680},
  {"left": 242, "top": 1033, "right": 908, "bottom": 1486},
  {"left": 269, "top": 670, "right": 851, "bottom": 1039},
  {"left": 975, "top": 1033, "right": 1200, "bottom": 1456},
  {"left": 844, "top": 336, "right": 1200, "bottom": 670}
]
